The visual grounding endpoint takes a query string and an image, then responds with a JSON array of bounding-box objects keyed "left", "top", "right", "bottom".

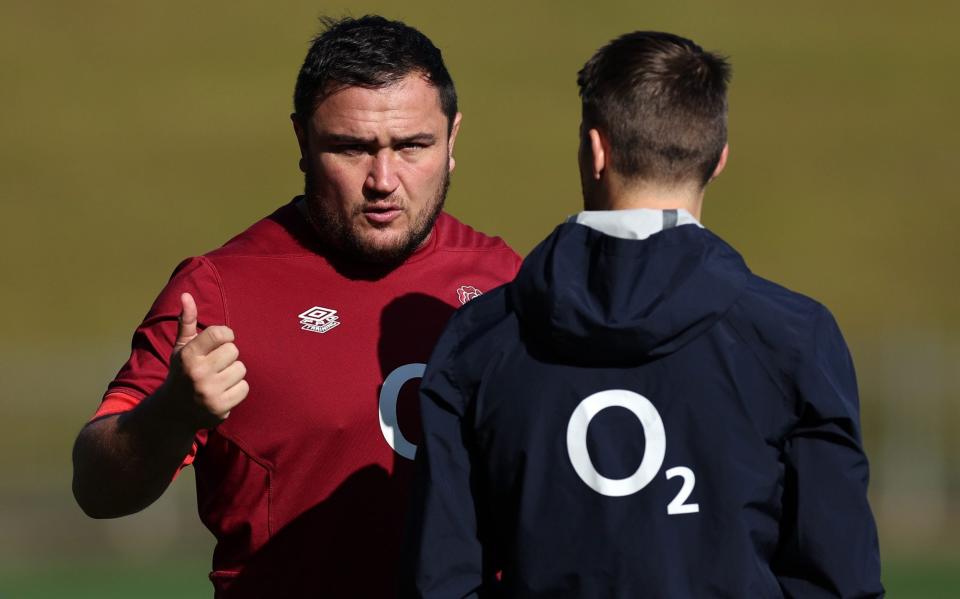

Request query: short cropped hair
[
  {"left": 577, "top": 31, "right": 731, "bottom": 186},
  {"left": 293, "top": 15, "right": 458, "bottom": 133}
]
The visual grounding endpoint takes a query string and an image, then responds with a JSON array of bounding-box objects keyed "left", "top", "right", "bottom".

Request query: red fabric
[
  {"left": 94, "top": 390, "right": 140, "bottom": 417},
  {"left": 94, "top": 201, "right": 521, "bottom": 597}
]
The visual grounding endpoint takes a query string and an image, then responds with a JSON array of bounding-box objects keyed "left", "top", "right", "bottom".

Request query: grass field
[{"left": 2, "top": 557, "right": 957, "bottom": 597}]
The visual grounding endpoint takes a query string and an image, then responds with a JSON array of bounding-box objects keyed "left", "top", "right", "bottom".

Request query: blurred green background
[{"left": 2, "top": 0, "right": 958, "bottom": 596}]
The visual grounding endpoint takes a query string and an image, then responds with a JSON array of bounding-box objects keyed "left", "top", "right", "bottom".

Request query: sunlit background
[{"left": 2, "top": 1, "right": 958, "bottom": 596}]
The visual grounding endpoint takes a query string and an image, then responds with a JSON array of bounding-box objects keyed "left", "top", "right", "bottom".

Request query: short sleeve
[{"left": 91, "top": 256, "right": 227, "bottom": 468}]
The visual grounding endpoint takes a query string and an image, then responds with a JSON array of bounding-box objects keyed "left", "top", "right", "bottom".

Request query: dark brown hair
[
  {"left": 577, "top": 31, "right": 731, "bottom": 186},
  {"left": 294, "top": 15, "right": 457, "bottom": 133}
]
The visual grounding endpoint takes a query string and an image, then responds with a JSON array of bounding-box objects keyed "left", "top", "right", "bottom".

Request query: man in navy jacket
[{"left": 402, "top": 31, "right": 883, "bottom": 598}]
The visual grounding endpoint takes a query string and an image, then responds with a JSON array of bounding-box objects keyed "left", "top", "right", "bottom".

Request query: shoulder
[
  {"left": 204, "top": 201, "right": 313, "bottom": 261},
  {"left": 427, "top": 212, "right": 523, "bottom": 283},
  {"left": 153, "top": 202, "right": 311, "bottom": 314},
  {"left": 729, "top": 274, "right": 859, "bottom": 426},
  {"left": 724, "top": 271, "right": 844, "bottom": 392},
  {"left": 422, "top": 285, "right": 518, "bottom": 396},
  {"left": 737, "top": 274, "right": 826, "bottom": 329},
  {"left": 433, "top": 284, "right": 515, "bottom": 357},
  {"left": 435, "top": 212, "right": 519, "bottom": 256},
  {"left": 451, "top": 284, "right": 515, "bottom": 341}
]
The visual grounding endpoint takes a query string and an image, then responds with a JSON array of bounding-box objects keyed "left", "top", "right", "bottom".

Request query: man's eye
[
  {"left": 340, "top": 146, "right": 364, "bottom": 155},
  {"left": 327, "top": 143, "right": 368, "bottom": 156},
  {"left": 397, "top": 143, "right": 425, "bottom": 152}
]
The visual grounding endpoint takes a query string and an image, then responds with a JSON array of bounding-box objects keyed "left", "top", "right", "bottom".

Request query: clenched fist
[{"left": 164, "top": 292, "right": 249, "bottom": 430}]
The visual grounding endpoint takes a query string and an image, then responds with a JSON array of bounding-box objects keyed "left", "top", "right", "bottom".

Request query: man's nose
[{"left": 365, "top": 150, "right": 400, "bottom": 195}]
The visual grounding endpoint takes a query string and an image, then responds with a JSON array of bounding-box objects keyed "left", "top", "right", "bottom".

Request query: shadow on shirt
[{"left": 218, "top": 293, "right": 456, "bottom": 598}]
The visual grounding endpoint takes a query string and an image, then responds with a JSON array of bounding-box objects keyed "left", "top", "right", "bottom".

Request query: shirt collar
[{"left": 567, "top": 208, "right": 702, "bottom": 240}]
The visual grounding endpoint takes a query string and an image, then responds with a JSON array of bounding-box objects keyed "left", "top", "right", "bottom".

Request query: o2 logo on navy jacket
[{"left": 567, "top": 390, "right": 699, "bottom": 514}]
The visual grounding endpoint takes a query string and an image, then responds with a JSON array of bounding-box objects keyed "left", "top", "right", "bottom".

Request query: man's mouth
[{"left": 362, "top": 204, "right": 403, "bottom": 225}]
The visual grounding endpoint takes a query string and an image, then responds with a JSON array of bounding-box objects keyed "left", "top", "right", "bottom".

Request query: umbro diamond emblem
[{"left": 298, "top": 306, "right": 340, "bottom": 334}]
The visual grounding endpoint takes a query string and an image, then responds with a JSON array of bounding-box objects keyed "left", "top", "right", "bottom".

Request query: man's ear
[
  {"left": 291, "top": 113, "right": 309, "bottom": 173},
  {"left": 588, "top": 128, "right": 607, "bottom": 180},
  {"left": 711, "top": 143, "right": 729, "bottom": 180},
  {"left": 447, "top": 112, "right": 463, "bottom": 172}
]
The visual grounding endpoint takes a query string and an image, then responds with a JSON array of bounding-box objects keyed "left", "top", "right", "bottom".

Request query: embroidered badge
[{"left": 456, "top": 285, "right": 483, "bottom": 305}]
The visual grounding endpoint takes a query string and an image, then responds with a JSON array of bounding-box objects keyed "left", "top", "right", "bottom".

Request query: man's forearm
[
  {"left": 71, "top": 388, "right": 200, "bottom": 519},
  {"left": 74, "top": 298, "right": 245, "bottom": 518}
]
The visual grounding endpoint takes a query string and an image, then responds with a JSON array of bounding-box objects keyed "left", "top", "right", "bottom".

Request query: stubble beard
[{"left": 303, "top": 169, "right": 450, "bottom": 266}]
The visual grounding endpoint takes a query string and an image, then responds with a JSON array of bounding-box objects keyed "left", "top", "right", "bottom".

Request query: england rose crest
[{"left": 456, "top": 285, "right": 483, "bottom": 305}]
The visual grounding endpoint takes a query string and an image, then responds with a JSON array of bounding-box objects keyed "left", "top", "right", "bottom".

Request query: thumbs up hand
[
  {"left": 173, "top": 291, "right": 200, "bottom": 352},
  {"left": 165, "top": 292, "right": 249, "bottom": 430}
]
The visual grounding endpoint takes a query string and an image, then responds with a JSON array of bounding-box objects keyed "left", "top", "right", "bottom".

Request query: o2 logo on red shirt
[
  {"left": 378, "top": 363, "right": 425, "bottom": 460},
  {"left": 567, "top": 389, "right": 699, "bottom": 514}
]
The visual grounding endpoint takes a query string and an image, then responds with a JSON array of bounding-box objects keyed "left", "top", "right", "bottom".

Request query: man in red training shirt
[{"left": 71, "top": 15, "right": 521, "bottom": 597}]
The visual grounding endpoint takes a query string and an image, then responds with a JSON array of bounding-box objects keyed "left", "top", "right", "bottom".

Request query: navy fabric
[{"left": 401, "top": 222, "right": 883, "bottom": 598}]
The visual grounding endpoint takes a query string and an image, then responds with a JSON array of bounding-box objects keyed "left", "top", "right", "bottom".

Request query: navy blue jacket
[{"left": 402, "top": 215, "right": 883, "bottom": 598}]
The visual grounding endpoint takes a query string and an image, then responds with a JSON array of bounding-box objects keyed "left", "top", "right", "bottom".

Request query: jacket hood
[{"left": 510, "top": 212, "right": 749, "bottom": 364}]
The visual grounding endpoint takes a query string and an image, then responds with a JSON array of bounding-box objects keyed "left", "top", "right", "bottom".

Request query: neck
[{"left": 585, "top": 178, "right": 705, "bottom": 220}]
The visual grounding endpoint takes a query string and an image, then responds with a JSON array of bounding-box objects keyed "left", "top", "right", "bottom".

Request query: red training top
[{"left": 93, "top": 200, "right": 521, "bottom": 597}]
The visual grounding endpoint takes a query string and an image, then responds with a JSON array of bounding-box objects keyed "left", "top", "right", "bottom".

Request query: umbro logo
[
  {"left": 298, "top": 306, "right": 340, "bottom": 334},
  {"left": 456, "top": 285, "right": 483, "bottom": 305}
]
